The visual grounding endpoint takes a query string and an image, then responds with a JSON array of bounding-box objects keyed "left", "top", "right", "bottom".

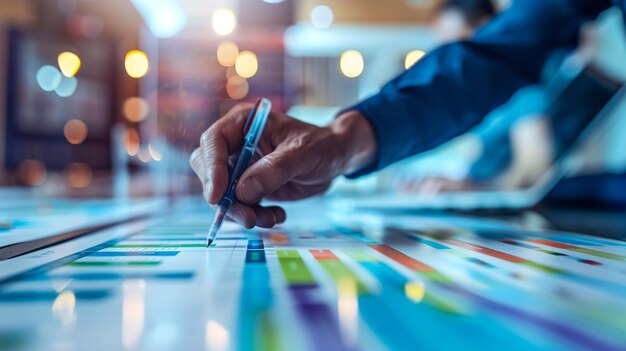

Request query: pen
[{"left": 206, "top": 98, "right": 272, "bottom": 247}]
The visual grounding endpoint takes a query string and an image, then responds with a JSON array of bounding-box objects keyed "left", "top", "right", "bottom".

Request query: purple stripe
[
  {"left": 442, "top": 284, "right": 622, "bottom": 351},
  {"left": 288, "top": 286, "right": 353, "bottom": 351}
]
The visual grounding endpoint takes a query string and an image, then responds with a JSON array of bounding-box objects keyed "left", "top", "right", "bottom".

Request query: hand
[{"left": 190, "top": 104, "right": 376, "bottom": 228}]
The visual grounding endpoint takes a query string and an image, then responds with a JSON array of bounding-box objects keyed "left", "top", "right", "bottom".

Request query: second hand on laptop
[{"left": 206, "top": 98, "right": 272, "bottom": 247}]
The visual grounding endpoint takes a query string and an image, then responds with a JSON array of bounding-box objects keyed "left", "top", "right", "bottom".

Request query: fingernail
[{"left": 240, "top": 178, "right": 263, "bottom": 203}]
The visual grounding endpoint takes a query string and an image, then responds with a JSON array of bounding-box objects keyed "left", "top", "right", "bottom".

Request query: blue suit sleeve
[{"left": 347, "top": 0, "right": 612, "bottom": 178}]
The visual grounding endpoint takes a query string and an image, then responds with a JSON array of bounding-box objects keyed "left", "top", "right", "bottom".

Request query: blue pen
[{"left": 206, "top": 98, "right": 272, "bottom": 247}]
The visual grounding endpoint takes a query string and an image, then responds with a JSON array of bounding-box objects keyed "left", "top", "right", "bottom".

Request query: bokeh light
[
  {"left": 226, "top": 76, "right": 249, "bottom": 100},
  {"left": 225, "top": 66, "right": 238, "bottom": 80},
  {"left": 137, "top": 149, "right": 150, "bottom": 163},
  {"left": 212, "top": 8, "right": 237, "bottom": 36},
  {"left": 310, "top": 5, "right": 334, "bottom": 29},
  {"left": 125, "top": 50, "right": 150, "bottom": 78},
  {"left": 36, "top": 65, "right": 62, "bottom": 92},
  {"left": 205, "top": 320, "right": 230, "bottom": 351},
  {"left": 64, "top": 162, "right": 93, "bottom": 188},
  {"left": 148, "top": 143, "right": 163, "bottom": 161},
  {"left": 123, "top": 128, "right": 140, "bottom": 156},
  {"left": 216, "top": 42, "right": 239, "bottom": 67},
  {"left": 405, "top": 50, "right": 426, "bottom": 70},
  {"left": 64, "top": 119, "right": 88, "bottom": 145},
  {"left": 235, "top": 51, "right": 258, "bottom": 79},
  {"left": 55, "top": 76, "right": 78, "bottom": 97},
  {"left": 57, "top": 52, "right": 81, "bottom": 77},
  {"left": 52, "top": 290, "right": 76, "bottom": 327},
  {"left": 123, "top": 97, "right": 150, "bottom": 122},
  {"left": 404, "top": 281, "right": 425, "bottom": 303},
  {"left": 340, "top": 50, "right": 364, "bottom": 78},
  {"left": 16, "top": 160, "right": 47, "bottom": 186}
]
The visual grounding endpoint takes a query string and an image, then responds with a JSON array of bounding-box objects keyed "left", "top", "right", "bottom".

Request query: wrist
[{"left": 329, "top": 110, "right": 377, "bottom": 175}]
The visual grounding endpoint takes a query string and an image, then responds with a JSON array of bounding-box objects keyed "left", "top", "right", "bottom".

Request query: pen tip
[{"left": 206, "top": 239, "right": 213, "bottom": 248}]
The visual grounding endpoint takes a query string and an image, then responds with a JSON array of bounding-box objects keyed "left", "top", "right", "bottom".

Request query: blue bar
[
  {"left": 0, "top": 290, "right": 111, "bottom": 302},
  {"left": 26, "top": 272, "right": 194, "bottom": 281},
  {"left": 247, "top": 240, "right": 264, "bottom": 250},
  {"left": 404, "top": 235, "right": 450, "bottom": 250},
  {"left": 552, "top": 235, "right": 626, "bottom": 247},
  {"left": 246, "top": 250, "right": 266, "bottom": 263}
]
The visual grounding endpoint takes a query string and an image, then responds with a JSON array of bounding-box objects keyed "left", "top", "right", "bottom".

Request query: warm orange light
[
  {"left": 212, "top": 8, "right": 237, "bottom": 36},
  {"left": 57, "top": 52, "right": 81, "bottom": 77},
  {"left": 65, "top": 163, "right": 93, "bottom": 188},
  {"left": 340, "top": 50, "right": 364, "bottom": 78},
  {"left": 16, "top": 159, "right": 47, "bottom": 186},
  {"left": 123, "top": 128, "right": 140, "bottom": 156},
  {"left": 123, "top": 97, "right": 149, "bottom": 122},
  {"left": 235, "top": 51, "right": 258, "bottom": 79},
  {"left": 217, "top": 42, "right": 239, "bottom": 67},
  {"left": 64, "top": 119, "right": 88, "bottom": 145},
  {"left": 225, "top": 66, "right": 238, "bottom": 80},
  {"left": 226, "top": 76, "right": 249, "bottom": 100},
  {"left": 125, "top": 50, "right": 149, "bottom": 78}
]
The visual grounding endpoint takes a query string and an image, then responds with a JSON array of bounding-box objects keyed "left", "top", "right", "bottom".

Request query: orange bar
[
  {"left": 369, "top": 245, "right": 434, "bottom": 272},
  {"left": 530, "top": 239, "right": 576, "bottom": 249},
  {"left": 310, "top": 249, "right": 337, "bottom": 260},
  {"left": 446, "top": 240, "right": 526, "bottom": 263}
]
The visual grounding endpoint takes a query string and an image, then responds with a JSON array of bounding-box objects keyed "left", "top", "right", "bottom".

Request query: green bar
[
  {"left": 113, "top": 244, "right": 204, "bottom": 248},
  {"left": 276, "top": 250, "right": 316, "bottom": 285},
  {"left": 143, "top": 231, "right": 196, "bottom": 235},
  {"left": 343, "top": 249, "right": 378, "bottom": 262},
  {"left": 571, "top": 248, "right": 626, "bottom": 261},
  {"left": 66, "top": 261, "right": 161, "bottom": 267},
  {"left": 318, "top": 259, "right": 368, "bottom": 293},
  {"left": 422, "top": 294, "right": 465, "bottom": 315},
  {"left": 521, "top": 261, "right": 565, "bottom": 275},
  {"left": 276, "top": 250, "right": 300, "bottom": 258},
  {"left": 258, "top": 313, "right": 280, "bottom": 351},
  {"left": 422, "top": 271, "right": 452, "bottom": 283}
]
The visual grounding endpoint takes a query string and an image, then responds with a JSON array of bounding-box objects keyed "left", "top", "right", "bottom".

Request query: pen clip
[{"left": 243, "top": 98, "right": 262, "bottom": 137}]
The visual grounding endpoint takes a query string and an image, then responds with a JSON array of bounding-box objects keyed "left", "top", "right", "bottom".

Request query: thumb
[{"left": 236, "top": 151, "right": 302, "bottom": 204}]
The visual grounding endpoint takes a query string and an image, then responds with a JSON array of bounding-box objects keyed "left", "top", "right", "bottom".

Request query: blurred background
[{"left": 0, "top": 0, "right": 625, "bottom": 207}]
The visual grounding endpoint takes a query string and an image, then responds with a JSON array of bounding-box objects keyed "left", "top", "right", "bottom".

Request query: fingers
[
  {"left": 236, "top": 150, "right": 305, "bottom": 204},
  {"left": 227, "top": 202, "right": 287, "bottom": 228},
  {"left": 189, "top": 147, "right": 212, "bottom": 201},
  {"left": 189, "top": 147, "right": 205, "bottom": 185},
  {"left": 197, "top": 105, "right": 252, "bottom": 204},
  {"left": 228, "top": 202, "right": 256, "bottom": 228}
]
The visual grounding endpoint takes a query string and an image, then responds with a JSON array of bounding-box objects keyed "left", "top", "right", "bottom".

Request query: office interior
[{"left": 1, "top": 0, "right": 626, "bottom": 350}]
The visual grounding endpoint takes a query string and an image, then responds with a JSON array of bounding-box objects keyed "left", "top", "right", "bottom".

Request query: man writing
[{"left": 190, "top": 0, "right": 624, "bottom": 228}]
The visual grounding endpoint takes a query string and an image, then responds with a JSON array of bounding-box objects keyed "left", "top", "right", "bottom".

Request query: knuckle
[
  {"left": 264, "top": 154, "right": 290, "bottom": 180},
  {"left": 234, "top": 102, "right": 253, "bottom": 113}
]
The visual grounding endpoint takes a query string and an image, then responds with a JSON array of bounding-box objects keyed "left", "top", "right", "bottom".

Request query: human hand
[{"left": 190, "top": 105, "right": 375, "bottom": 228}]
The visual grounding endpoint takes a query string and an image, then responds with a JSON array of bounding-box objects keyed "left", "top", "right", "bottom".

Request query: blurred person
[
  {"left": 434, "top": 0, "right": 497, "bottom": 42},
  {"left": 396, "top": 23, "right": 610, "bottom": 195},
  {"left": 191, "top": 0, "right": 625, "bottom": 228}
]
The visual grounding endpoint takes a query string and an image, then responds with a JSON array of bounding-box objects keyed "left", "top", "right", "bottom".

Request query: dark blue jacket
[{"left": 350, "top": 0, "right": 623, "bottom": 177}]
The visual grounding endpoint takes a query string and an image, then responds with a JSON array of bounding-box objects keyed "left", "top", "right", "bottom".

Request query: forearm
[{"left": 346, "top": 0, "right": 611, "bottom": 177}]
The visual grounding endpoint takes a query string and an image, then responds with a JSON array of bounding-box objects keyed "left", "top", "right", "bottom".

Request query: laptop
[{"left": 331, "top": 61, "right": 625, "bottom": 211}]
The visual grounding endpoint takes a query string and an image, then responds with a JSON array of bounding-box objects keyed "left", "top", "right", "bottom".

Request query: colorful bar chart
[{"left": 1, "top": 201, "right": 626, "bottom": 351}]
